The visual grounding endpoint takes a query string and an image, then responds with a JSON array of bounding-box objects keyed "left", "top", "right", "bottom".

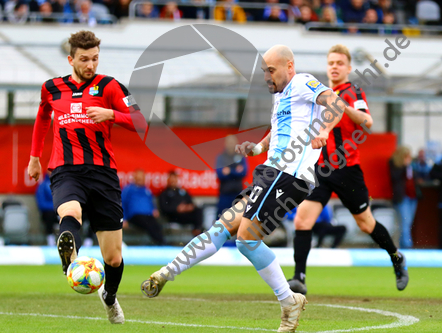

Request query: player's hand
[
  {"left": 28, "top": 156, "right": 42, "bottom": 181},
  {"left": 235, "top": 141, "right": 256, "bottom": 157},
  {"left": 86, "top": 107, "right": 114, "bottom": 123},
  {"left": 311, "top": 132, "right": 328, "bottom": 149},
  {"left": 153, "top": 210, "right": 160, "bottom": 218}
]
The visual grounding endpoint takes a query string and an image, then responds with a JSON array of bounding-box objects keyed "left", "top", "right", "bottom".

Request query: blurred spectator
[
  {"left": 136, "top": 1, "right": 159, "bottom": 18},
  {"left": 361, "top": 8, "right": 378, "bottom": 33},
  {"left": 35, "top": 172, "right": 58, "bottom": 246},
  {"left": 28, "top": 0, "right": 39, "bottom": 12},
  {"left": 114, "top": 0, "right": 131, "bottom": 20},
  {"left": 416, "top": 0, "right": 441, "bottom": 25},
  {"left": 39, "top": 1, "right": 57, "bottom": 22},
  {"left": 215, "top": 135, "right": 247, "bottom": 217},
  {"left": 159, "top": 171, "right": 203, "bottom": 235},
  {"left": 372, "top": 0, "right": 392, "bottom": 23},
  {"left": 160, "top": 1, "right": 182, "bottom": 20},
  {"left": 182, "top": 0, "right": 210, "bottom": 19},
  {"left": 77, "top": 0, "right": 97, "bottom": 25},
  {"left": 342, "top": 0, "right": 367, "bottom": 23},
  {"left": 321, "top": 5, "right": 337, "bottom": 23},
  {"left": 413, "top": 148, "right": 432, "bottom": 183},
  {"left": 389, "top": 146, "right": 417, "bottom": 249},
  {"left": 429, "top": 157, "right": 442, "bottom": 248},
  {"left": 121, "top": 169, "right": 165, "bottom": 245},
  {"left": 214, "top": 0, "right": 247, "bottom": 23},
  {"left": 379, "top": 11, "right": 400, "bottom": 34},
  {"left": 363, "top": 8, "right": 377, "bottom": 23},
  {"left": 8, "top": 1, "right": 29, "bottom": 23},
  {"left": 288, "top": 0, "right": 303, "bottom": 22},
  {"left": 263, "top": 0, "right": 288, "bottom": 22},
  {"left": 297, "top": 4, "right": 316, "bottom": 24}
]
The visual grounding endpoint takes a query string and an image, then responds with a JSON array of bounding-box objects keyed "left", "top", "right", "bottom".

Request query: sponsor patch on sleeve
[
  {"left": 123, "top": 95, "right": 136, "bottom": 107},
  {"left": 306, "top": 80, "right": 324, "bottom": 92},
  {"left": 354, "top": 99, "right": 368, "bottom": 110}
]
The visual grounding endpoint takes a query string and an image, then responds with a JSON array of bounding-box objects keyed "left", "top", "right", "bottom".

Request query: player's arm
[
  {"left": 312, "top": 89, "right": 346, "bottom": 149},
  {"left": 28, "top": 83, "right": 53, "bottom": 181},
  {"left": 235, "top": 132, "right": 271, "bottom": 157},
  {"left": 86, "top": 79, "right": 147, "bottom": 133},
  {"left": 343, "top": 106, "right": 373, "bottom": 129}
]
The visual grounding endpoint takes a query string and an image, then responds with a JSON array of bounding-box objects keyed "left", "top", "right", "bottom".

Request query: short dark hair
[{"left": 68, "top": 30, "right": 101, "bottom": 58}]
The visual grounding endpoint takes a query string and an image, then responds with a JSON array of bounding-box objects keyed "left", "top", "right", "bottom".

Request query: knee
[
  {"left": 105, "top": 256, "right": 122, "bottom": 268},
  {"left": 236, "top": 239, "right": 260, "bottom": 254},
  {"left": 294, "top": 215, "right": 314, "bottom": 230},
  {"left": 60, "top": 211, "right": 82, "bottom": 223}
]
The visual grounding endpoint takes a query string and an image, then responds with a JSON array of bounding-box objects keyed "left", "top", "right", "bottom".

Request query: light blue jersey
[{"left": 264, "top": 73, "right": 331, "bottom": 184}]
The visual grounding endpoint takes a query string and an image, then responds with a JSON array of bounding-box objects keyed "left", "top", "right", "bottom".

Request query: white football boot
[
  {"left": 141, "top": 266, "right": 171, "bottom": 298},
  {"left": 277, "top": 292, "right": 308, "bottom": 332},
  {"left": 98, "top": 285, "right": 125, "bottom": 324}
]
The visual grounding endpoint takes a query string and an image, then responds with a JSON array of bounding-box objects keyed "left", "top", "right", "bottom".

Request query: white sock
[
  {"left": 257, "top": 258, "right": 293, "bottom": 302},
  {"left": 165, "top": 225, "right": 230, "bottom": 279}
]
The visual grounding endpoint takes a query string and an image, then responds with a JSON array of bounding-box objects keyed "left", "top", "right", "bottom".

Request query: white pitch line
[
  {"left": 0, "top": 312, "right": 274, "bottom": 332},
  {"left": 0, "top": 301, "right": 420, "bottom": 333}
]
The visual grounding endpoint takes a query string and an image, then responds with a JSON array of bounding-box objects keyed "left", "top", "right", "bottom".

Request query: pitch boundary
[{"left": 0, "top": 300, "right": 419, "bottom": 332}]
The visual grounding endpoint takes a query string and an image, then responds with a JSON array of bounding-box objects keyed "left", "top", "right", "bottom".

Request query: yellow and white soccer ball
[{"left": 66, "top": 256, "right": 105, "bottom": 294}]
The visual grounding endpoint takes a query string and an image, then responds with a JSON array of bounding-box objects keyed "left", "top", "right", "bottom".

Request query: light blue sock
[
  {"left": 236, "top": 240, "right": 292, "bottom": 301},
  {"left": 166, "top": 222, "right": 231, "bottom": 277}
]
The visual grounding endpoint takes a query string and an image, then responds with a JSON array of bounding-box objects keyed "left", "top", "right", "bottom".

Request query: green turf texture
[{"left": 0, "top": 265, "right": 440, "bottom": 332}]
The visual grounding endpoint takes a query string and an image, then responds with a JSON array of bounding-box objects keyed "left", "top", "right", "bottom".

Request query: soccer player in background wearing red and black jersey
[
  {"left": 27, "top": 31, "right": 146, "bottom": 324},
  {"left": 288, "top": 44, "right": 408, "bottom": 295}
]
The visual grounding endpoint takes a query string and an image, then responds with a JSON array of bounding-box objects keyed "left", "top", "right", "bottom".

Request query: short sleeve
[{"left": 292, "top": 74, "right": 331, "bottom": 105}]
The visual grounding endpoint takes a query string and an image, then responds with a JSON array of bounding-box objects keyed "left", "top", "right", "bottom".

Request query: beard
[{"left": 74, "top": 66, "right": 95, "bottom": 82}]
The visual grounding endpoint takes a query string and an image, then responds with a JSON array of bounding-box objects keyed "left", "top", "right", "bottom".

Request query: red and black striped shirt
[
  {"left": 31, "top": 74, "right": 145, "bottom": 170},
  {"left": 318, "top": 82, "right": 370, "bottom": 169}
]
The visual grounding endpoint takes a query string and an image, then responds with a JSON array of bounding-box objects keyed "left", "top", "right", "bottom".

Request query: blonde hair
[
  {"left": 328, "top": 44, "right": 351, "bottom": 63},
  {"left": 391, "top": 146, "right": 411, "bottom": 168}
]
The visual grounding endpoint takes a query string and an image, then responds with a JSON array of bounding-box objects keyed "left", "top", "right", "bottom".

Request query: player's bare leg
[
  {"left": 57, "top": 200, "right": 83, "bottom": 275},
  {"left": 141, "top": 198, "right": 246, "bottom": 298},
  {"left": 236, "top": 216, "right": 307, "bottom": 332},
  {"left": 290, "top": 200, "right": 323, "bottom": 294},
  {"left": 354, "top": 207, "right": 409, "bottom": 290},
  {"left": 96, "top": 229, "right": 125, "bottom": 324}
]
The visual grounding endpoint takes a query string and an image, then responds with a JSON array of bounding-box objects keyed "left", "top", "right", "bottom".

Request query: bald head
[
  {"left": 264, "top": 45, "right": 294, "bottom": 63},
  {"left": 262, "top": 45, "right": 295, "bottom": 94}
]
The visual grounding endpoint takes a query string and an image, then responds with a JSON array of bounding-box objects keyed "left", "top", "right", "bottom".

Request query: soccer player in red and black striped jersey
[
  {"left": 27, "top": 31, "right": 146, "bottom": 324},
  {"left": 288, "top": 44, "right": 408, "bottom": 295}
]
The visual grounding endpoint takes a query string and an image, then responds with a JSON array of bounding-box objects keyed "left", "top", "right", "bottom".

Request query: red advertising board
[{"left": 0, "top": 124, "right": 396, "bottom": 198}]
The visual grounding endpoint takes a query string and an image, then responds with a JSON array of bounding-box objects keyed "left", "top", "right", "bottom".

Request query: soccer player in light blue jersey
[{"left": 142, "top": 45, "right": 351, "bottom": 332}]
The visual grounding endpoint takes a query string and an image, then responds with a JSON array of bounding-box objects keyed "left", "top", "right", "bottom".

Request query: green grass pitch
[{"left": 0, "top": 265, "right": 440, "bottom": 332}]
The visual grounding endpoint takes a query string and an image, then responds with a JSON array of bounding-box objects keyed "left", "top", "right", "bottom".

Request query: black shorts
[
  {"left": 307, "top": 164, "right": 369, "bottom": 215},
  {"left": 237, "top": 164, "right": 310, "bottom": 234},
  {"left": 50, "top": 165, "right": 124, "bottom": 232}
]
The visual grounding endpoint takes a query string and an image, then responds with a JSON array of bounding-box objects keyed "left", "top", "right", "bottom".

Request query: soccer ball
[{"left": 66, "top": 256, "right": 105, "bottom": 294}]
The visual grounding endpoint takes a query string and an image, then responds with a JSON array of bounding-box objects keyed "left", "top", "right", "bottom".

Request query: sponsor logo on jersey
[
  {"left": 277, "top": 110, "right": 291, "bottom": 117},
  {"left": 306, "top": 80, "right": 323, "bottom": 92},
  {"left": 276, "top": 189, "right": 284, "bottom": 199},
  {"left": 70, "top": 102, "right": 82, "bottom": 113},
  {"left": 89, "top": 85, "right": 99, "bottom": 96},
  {"left": 72, "top": 91, "right": 83, "bottom": 98},
  {"left": 123, "top": 95, "right": 136, "bottom": 107}
]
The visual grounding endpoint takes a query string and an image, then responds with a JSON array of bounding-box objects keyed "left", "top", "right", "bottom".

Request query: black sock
[
  {"left": 59, "top": 216, "right": 82, "bottom": 253},
  {"left": 370, "top": 221, "right": 400, "bottom": 261},
  {"left": 294, "top": 230, "right": 312, "bottom": 283},
  {"left": 104, "top": 259, "right": 124, "bottom": 306}
]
